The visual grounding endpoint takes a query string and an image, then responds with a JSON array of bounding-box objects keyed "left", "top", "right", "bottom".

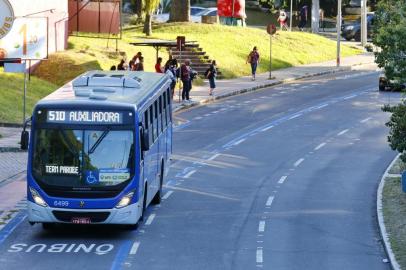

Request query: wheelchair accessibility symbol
[{"left": 85, "top": 171, "right": 98, "bottom": 184}]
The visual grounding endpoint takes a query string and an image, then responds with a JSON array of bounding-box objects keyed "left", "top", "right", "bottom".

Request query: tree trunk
[
  {"left": 169, "top": 0, "right": 190, "bottom": 22},
  {"left": 144, "top": 13, "right": 152, "bottom": 36},
  {"left": 311, "top": 0, "right": 320, "bottom": 33}
]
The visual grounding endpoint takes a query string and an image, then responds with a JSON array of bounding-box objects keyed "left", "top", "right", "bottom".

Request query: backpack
[{"left": 204, "top": 67, "right": 211, "bottom": 78}]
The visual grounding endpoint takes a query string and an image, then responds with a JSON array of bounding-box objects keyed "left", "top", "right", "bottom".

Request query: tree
[
  {"left": 382, "top": 102, "right": 406, "bottom": 162},
  {"left": 169, "top": 0, "right": 190, "bottom": 22},
  {"left": 143, "top": 0, "right": 160, "bottom": 36},
  {"left": 373, "top": 0, "right": 406, "bottom": 86}
]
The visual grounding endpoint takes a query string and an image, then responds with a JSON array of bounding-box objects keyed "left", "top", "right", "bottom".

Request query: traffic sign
[{"left": 267, "top": 23, "right": 277, "bottom": 35}]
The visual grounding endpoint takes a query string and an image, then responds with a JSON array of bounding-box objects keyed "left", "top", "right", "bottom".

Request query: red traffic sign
[{"left": 267, "top": 24, "right": 277, "bottom": 35}]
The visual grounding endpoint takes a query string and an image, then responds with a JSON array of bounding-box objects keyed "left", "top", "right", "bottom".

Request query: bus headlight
[
  {"left": 116, "top": 192, "right": 134, "bottom": 208},
  {"left": 29, "top": 187, "right": 48, "bottom": 207}
]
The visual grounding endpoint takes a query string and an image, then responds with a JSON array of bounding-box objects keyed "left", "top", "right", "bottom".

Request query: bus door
[{"left": 143, "top": 105, "right": 158, "bottom": 203}]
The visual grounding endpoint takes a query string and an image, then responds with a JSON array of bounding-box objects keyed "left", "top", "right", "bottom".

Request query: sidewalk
[{"left": 0, "top": 52, "right": 376, "bottom": 153}]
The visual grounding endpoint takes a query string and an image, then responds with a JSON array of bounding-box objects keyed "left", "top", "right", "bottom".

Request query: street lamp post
[
  {"left": 361, "top": 0, "right": 367, "bottom": 46},
  {"left": 289, "top": 0, "right": 293, "bottom": 31},
  {"left": 337, "top": 0, "right": 342, "bottom": 67}
]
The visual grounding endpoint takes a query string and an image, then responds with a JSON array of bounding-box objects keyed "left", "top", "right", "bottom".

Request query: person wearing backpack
[
  {"left": 166, "top": 59, "right": 178, "bottom": 99},
  {"left": 246, "top": 46, "right": 260, "bottom": 81},
  {"left": 205, "top": 60, "right": 217, "bottom": 96},
  {"left": 180, "top": 59, "right": 192, "bottom": 103}
]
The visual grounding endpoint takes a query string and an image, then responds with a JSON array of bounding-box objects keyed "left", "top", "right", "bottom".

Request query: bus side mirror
[
  {"left": 20, "top": 130, "right": 29, "bottom": 150},
  {"left": 141, "top": 129, "right": 150, "bottom": 152}
]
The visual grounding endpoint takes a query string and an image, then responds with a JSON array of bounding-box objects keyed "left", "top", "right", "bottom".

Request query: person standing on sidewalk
[
  {"left": 206, "top": 60, "right": 217, "bottom": 96},
  {"left": 155, "top": 57, "right": 164, "bottom": 73},
  {"left": 298, "top": 5, "right": 308, "bottom": 31},
  {"left": 180, "top": 59, "right": 192, "bottom": 103},
  {"left": 246, "top": 47, "right": 260, "bottom": 81}
]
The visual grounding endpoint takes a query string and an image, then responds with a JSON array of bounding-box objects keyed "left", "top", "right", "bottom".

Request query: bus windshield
[{"left": 32, "top": 128, "right": 134, "bottom": 188}]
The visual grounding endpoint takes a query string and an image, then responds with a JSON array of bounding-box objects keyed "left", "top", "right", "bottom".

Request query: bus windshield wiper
[{"left": 88, "top": 130, "right": 110, "bottom": 154}]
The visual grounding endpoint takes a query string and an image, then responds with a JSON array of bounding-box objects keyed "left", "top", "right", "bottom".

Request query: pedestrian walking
[
  {"left": 299, "top": 5, "right": 308, "bottom": 31},
  {"left": 277, "top": 10, "right": 289, "bottom": 31},
  {"left": 155, "top": 57, "right": 164, "bottom": 73},
  {"left": 205, "top": 60, "right": 217, "bottom": 96},
  {"left": 319, "top": 8, "right": 325, "bottom": 31},
  {"left": 246, "top": 46, "right": 260, "bottom": 81},
  {"left": 180, "top": 59, "right": 192, "bottom": 103}
]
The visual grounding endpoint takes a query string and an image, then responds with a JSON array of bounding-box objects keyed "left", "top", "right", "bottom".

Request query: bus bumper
[{"left": 28, "top": 201, "right": 141, "bottom": 225}]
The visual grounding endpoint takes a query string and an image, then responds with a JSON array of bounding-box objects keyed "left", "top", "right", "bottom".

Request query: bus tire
[
  {"left": 42, "top": 223, "right": 55, "bottom": 230},
  {"left": 152, "top": 163, "right": 164, "bottom": 205}
]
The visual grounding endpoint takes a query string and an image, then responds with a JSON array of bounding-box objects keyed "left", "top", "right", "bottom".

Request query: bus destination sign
[{"left": 46, "top": 110, "right": 124, "bottom": 125}]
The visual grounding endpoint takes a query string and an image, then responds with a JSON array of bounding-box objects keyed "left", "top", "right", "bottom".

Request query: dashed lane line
[
  {"left": 261, "top": 125, "right": 274, "bottom": 132},
  {"left": 258, "top": 221, "right": 266, "bottom": 232},
  {"left": 314, "top": 142, "right": 327, "bottom": 151},
  {"left": 162, "top": 191, "right": 174, "bottom": 200},
  {"left": 145, "top": 214, "right": 156, "bottom": 226},
  {"left": 289, "top": 113, "right": 302, "bottom": 120},
  {"left": 361, "top": 117, "right": 372, "bottom": 123},
  {"left": 278, "top": 176, "right": 287, "bottom": 184},
  {"left": 266, "top": 196, "right": 274, "bottom": 207},
  {"left": 294, "top": 158, "right": 305, "bottom": 167},
  {"left": 233, "top": 138, "right": 246, "bottom": 146},
  {"left": 129, "top": 242, "right": 141, "bottom": 255},
  {"left": 256, "top": 248, "right": 263, "bottom": 264},
  {"left": 337, "top": 129, "right": 349, "bottom": 136}
]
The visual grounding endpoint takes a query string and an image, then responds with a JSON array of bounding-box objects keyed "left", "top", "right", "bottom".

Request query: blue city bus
[{"left": 23, "top": 71, "right": 172, "bottom": 229}]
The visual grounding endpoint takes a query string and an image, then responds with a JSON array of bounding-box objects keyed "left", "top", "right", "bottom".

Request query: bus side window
[
  {"left": 159, "top": 96, "right": 164, "bottom": 132},
  {"left": 149, "top": 106, "right": 154, "bottom": 143},
  {"left": 154, "top": 101, "right": 158, "bottom": 138},
  {"left": 163, "top": 92, "right": 167, "bottom": 127},
  {"left": 166, "top": 88, "right": 172, "bottom": 123},
  {"left": 143, "top": 110, "right": 149, "bottom": 148}
]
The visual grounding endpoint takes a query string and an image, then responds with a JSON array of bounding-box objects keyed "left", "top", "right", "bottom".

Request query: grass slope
[{"left": 0, "top": 23, "right": 361, "bottom": 123}]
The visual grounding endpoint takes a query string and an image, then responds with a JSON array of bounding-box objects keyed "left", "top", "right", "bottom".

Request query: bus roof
[{"left": 37, "top": 71, "right": 170, "bottom": 109}]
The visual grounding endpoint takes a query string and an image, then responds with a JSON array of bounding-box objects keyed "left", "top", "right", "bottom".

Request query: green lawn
[{"left": 0, "top": 22, "right": 361, "bottom": 123}]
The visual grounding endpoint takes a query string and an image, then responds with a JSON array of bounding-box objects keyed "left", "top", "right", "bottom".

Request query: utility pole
[
  {"left": 289, "top": 0, "right": 293, "bottom": 31},
  {"left": 337, "top": 0, "right": 342, "bottom": 67},
  {"left": 361, "top": 0, "right": 367, "bottom": 46}
]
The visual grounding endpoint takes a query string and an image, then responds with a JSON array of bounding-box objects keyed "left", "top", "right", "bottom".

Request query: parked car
[
  {"left": 341, "top": 12, "right": 375, "bottom": 41},
  {"left": 152, "top": 6, "right": 211, "bottom": 23}
]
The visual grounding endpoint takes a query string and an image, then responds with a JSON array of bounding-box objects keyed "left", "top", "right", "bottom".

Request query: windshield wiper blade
[{"left": 89, "top": 130, "right": 110, "bottom": 154}]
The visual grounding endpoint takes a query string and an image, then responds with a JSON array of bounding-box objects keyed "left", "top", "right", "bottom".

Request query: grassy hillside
[{"left": 0, "top": 23, "right": 361, "bottom": 123}]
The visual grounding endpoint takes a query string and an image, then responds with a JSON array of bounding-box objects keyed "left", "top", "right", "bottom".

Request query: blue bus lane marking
[
  {"left": 110, "top": 240, "right": 134, "bottom": 270},
  {"left": 0, "top": 212, "right": 27, "bottom": 246}
]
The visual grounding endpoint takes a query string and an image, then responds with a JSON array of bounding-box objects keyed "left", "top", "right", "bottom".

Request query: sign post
[
  {"left": 337, "top": 0, "right": 342, "bottom": 67},
  {"left": 267, "top": 24, "right": 276, "bottom": 79}
]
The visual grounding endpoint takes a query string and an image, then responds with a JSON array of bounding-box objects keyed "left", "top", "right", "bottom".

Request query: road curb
[
  {"left": 173, "top": 66, "right": 353, "bottom": 113},
  {"left": 377, "top": 154, "right": 402, "bottom": 270}
]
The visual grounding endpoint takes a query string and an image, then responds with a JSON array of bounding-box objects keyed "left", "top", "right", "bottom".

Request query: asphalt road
[{"left": 0, "top": 69, "right": 400, "bottom": 270}]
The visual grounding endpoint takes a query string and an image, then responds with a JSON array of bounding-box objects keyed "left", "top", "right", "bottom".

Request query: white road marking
[
  {"left": 204, "top": 114, "right": 211, "bottom": 117},
  {"left": 314, "top": 142, "right": 326, "bottom": 151},
  {"left": 129, "top": 242, "right": 140, "bottom": 255},
  {"left": 344, "top": 94, "right": 357, "bottom": 100},
  {"left": 266, "top": 196, "right": 274, "bottom": 207},
  {"left": 278, "top": 176, "right": 287, "bottom": 184},
  {"left": 289, "top": 113, "right": 302, "bottom": 120},
  {"left": 145, "top": 214, "right": 156, "bottom": 226},
  {"left": 258, "top": 221, "right": 266, "bottom": 232},
  {"left": 257, "top": 240, "right": 264, "bottom": 243},
  {"left": 183, "top": 170, "right": 197, "bottom": 178},
  {"left": 315, "top": 104, "right": 328, "bottom": 109},
  {"left": 194, "top": 117, "right": 203, "bottom": 120},
  {"left": 256, "top": 248, "right": 263, "bottom": 264},
  {"left": 261, "top": 125, "right": 274, "bottom": 132},
  {"left": 208, "top": 153, "right": 220, "bottom": 161},
  {"left": 337, "top": 129, "right": 349, "bottom": 136},
  {"left": 361, "top": 117, "right": 372, "bottom": 123},
  {"left": 294, "top": 158, "right": 305, "bottom": 167},
  {"left": 212, "top": 111, "right": 220, "bottom": 114},
  {"left": 234, "top": 138, "right": 246, "bottom": 146}
]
